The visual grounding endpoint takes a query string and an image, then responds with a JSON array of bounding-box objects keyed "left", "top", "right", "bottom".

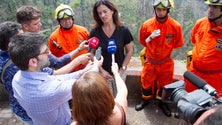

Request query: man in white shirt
[{"left": 9, "top": 33, "right": 103, "bottom": 125}]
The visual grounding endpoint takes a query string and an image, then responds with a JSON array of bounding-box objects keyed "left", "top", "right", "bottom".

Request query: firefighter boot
[
  {"left": 135, "top": 99, "right": 149, "bottom": 111},
  {"left": 159, "top": 100, "right": 172, "bottom": 117}
]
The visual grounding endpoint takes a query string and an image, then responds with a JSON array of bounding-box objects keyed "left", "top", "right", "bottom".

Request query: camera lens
[
  {"left": 172, "top": 88, "right": 188, "bottom": 103},
  {"left": 178, "top": 99, "right": 206, "bottom": 124}
]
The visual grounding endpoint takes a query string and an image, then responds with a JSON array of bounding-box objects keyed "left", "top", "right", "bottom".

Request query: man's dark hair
[
  {"left": 16, "top": 6, "right": 42, "bottom": 24},
  {"left": 9, "top": 33, "right": 47, "bottom": 70},
  {"left": 0, "top": 21, "right": 21, "bottom": 51},
  {"left": 199, "top": 105, "right": 222, "bottom": 125}
]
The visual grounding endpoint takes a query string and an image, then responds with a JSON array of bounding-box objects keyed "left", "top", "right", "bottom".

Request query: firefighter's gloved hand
[{"left": 145, "top": 29, "right": 161, "bottom": 43}]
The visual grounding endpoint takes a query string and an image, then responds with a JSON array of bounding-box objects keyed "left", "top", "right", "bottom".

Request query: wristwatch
[{"left": 122, "top": 66, "right": 127, "bottom": 71}]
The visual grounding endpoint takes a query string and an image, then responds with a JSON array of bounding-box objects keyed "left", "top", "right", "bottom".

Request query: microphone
[
  {"left": 50, "top": 39, "right": 62, "bottom": 50},
  {"left": 107, "top": 39, "right": 116, "bottom": 63},
  {"left": 95, "top": 47, "right": 102, "bottom": 60},
  {"left": 88, "top": 37, "right": 100, "bottom": 54},
  {"left": 183, "top": 71, "right": 217, "bottom": 96}
]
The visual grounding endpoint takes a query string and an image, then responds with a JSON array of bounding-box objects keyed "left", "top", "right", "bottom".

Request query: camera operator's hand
[{"left": 145, "top": 29, "right": 160, "bottom": 43}]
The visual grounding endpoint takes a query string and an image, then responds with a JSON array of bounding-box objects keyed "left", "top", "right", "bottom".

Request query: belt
[
  {"left": 192, "top": 63, "right": 222, "bottom": 74},
  {"left": 146, "top": 57, "right": 171, "bottom": 65}
]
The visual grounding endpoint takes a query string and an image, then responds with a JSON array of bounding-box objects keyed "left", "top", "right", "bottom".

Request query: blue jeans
[{"left": 15, "top": 114, "right": 34, "bottom": 125}]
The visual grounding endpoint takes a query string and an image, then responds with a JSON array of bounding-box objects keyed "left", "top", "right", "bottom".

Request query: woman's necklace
[{"left": 102, "top": 25, "right": 116, "bottom": 38}]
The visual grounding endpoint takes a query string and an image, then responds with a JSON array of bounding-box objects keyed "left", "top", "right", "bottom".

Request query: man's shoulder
[
  {"left": 168, "top": 17, "right": 182, "bottom": 27},
  {"left": 0, "top": 52, "right": 10, "bottom": 72},
  {"left": 143, "top": 17, "right": 155, "bottom": 24},
  {"left": 195, "top": 17, "right": 208, "bottom": 24},
  {"left": 74, "top": 24, "right": 88, "bottom": 31},
  {"left": 49, "top": 26, "right": 60, "bottom": 36},
  {"left": 117, "top": 25, "right": 130, "bottom": 31},
  {"left": 140, "top": 17, "right": 155, "bottom": 29}
]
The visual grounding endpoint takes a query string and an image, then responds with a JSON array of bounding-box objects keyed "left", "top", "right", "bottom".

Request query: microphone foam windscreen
[
  {"left": 88, "top": 37, "right": 100, "bottom": 49},
  {"left": 107, "top": 39, "right": 116, "bottom": 53},
  {"left": 183, "top": 71, "right": 207, "bottom": 89}
]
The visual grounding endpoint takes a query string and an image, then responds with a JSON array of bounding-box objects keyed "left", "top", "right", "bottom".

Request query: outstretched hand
[
  {"left": 93, "top": 56, "right": 103, "bottom": 67},
  {"left": 111, "top": 62, "right": 119, "bottom": 75},
  {"left": 83, "top": 55, "right": 104, "bottom": 73},
  {"left": 75, "top": 53, "right": 91, "bottom": 65},
  {"left": 78, "top": 40, "right": 88, "bottom": 51}
]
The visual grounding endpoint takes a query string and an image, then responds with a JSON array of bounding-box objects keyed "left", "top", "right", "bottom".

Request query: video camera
[{"left": 162, "top": 71, "right": 222, "bottom": 124}]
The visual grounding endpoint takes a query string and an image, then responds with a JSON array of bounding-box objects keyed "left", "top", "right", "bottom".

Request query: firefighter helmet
[
  {"left": 153, "top": 0, "right": 174, "bottom": 8},
  {"left": 55, "top": 4, "right": 74, "bottom": 20},
  {"left": 205, "top": 0, "right": 222, "bottom": 6}
]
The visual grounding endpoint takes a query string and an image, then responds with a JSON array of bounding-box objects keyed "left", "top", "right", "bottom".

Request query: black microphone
[
  {"left": 183, "top": 71, "right": 217, "bottom": 96},
  {"left": 51, "top": 39, "right": 62, "bottom": 50}
]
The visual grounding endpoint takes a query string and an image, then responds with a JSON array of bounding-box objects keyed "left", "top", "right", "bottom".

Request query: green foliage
[{"left": 0, "top": 0, "right": 207, "bottom": 60}]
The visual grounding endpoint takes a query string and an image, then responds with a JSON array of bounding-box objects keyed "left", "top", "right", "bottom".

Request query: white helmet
[{"left": 153, "top": 0, "right": 174, "bottom": 8}]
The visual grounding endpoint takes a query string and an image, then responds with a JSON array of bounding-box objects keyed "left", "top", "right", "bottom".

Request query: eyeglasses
[
  {"left": 153, "top": 0, "right": 169, "bottom": 7},
  {"left": 38, "top": 48, "right": 50, "bottom": 56},
  {"left": 57, "top": 8, "right": 74, "bottom": 19}
]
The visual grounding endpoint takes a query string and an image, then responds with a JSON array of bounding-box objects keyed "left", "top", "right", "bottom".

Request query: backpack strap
[{"left": 1, "top": 59, "right": 12, "bottom": 83}]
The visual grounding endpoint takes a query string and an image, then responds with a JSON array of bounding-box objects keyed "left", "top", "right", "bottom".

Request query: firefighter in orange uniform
[
  {"left": 48, "top": 4, "right": 89, "bottom": 71},
  {"left": 135, "top": 0, "right": 184, "bottom": 117},
  {"left": 186, "top": 0, "right": 222, "bottom": 96}
]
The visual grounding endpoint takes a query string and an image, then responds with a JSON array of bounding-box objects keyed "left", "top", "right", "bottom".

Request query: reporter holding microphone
[{"left": 89, "top": 0, "right": 133, "bottom": 97}]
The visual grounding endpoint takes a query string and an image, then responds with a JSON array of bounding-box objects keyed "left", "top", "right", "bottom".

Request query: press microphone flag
[
  {"left": 88, "top": 37, "right": 100, "bottom": 53},
  {"left": 107, "top": 39, "right": 116, "bottom": 63}
]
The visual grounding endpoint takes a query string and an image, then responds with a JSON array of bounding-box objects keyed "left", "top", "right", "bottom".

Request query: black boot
[
  {"left": 135, "top": 100, "right": 149, "bottom": 111},
  {"left": 159, "top": 101, "right": 172, "bottom": 117}
]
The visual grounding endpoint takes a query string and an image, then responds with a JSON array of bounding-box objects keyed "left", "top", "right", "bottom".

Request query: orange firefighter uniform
[
  {"left": 48, "top": 24, "right": 89, "bottom": 71},
  {"left": 139, "top": 16, "right": 184, "bottom": 100},
  {"left": 186, "top": 17, "right": 222, "bottom": 96}
]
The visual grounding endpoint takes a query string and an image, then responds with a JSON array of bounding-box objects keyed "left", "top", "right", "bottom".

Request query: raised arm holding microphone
[
  {"left": 136, "top": 0, "right": 184, "bottom": 117},
  {"left": 87, "top": 37, "right": 100, "bottom": 60},
  {"left": 107, "top": 39, "right": 117, "bottom": 63},
  {"left": 89, "top": 0, "right": 133, "bottom": 97}
]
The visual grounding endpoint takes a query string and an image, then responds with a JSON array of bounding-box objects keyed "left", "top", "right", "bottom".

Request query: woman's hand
[{"left": 111, "top": 62, "right": 119, "bottom": 75}]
